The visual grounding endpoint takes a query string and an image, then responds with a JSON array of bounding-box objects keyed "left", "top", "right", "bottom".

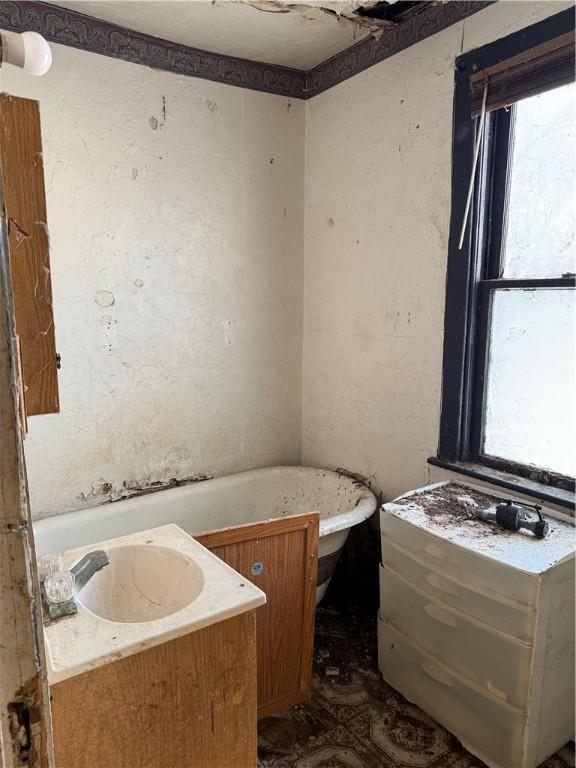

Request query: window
[{"left": 432, "top": 9, "right": 576, "bottom": 506}]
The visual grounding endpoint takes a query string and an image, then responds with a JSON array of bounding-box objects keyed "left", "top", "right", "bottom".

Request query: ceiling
[{"left": 50, "top": 0, "right": 388, "bottom": 70}]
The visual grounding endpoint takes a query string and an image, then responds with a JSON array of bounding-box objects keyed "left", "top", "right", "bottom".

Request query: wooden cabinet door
[
  {"left": 0, "top": 93, "right": 59, "bottom": 417},
  {"left": 196, "top": 513, "right": 319, "bottom": 718}
]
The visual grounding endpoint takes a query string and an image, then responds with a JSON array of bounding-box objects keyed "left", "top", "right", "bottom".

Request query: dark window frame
[{"left": 430, "top": 9, "right": 576, "bottom": 508}]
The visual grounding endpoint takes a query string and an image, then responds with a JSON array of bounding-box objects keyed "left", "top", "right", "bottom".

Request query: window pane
[
  {"left": 502, "top": 83, "right": 576, "bottom": 279},
  {"left": 483, "top": 289, "right": 575, "bottom": 477}
]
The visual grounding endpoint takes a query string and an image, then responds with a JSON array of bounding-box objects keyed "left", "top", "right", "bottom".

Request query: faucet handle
[
  {"left": 44, "top": 570, "right": 75, "bottom": 604},
  {"left": 37, "top": 553, "right": 63, "bottom": 582}
]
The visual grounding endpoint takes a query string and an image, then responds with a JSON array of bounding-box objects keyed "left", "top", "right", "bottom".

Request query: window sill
[{"left": 427, "top": 457, "right": 575, "bottom": 512}]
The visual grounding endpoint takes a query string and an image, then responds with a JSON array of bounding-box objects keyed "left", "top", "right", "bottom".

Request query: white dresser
[{"left": 378, "top": 481, "right": 575, "bottom": 768}]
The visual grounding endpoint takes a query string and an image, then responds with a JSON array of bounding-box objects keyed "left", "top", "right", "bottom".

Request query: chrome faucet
[{"left": 71, "top": 550, "right": 109, "bottom": 591}]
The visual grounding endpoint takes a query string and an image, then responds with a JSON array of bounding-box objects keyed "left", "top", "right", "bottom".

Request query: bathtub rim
[{"left": 32, "top": 465, "right": 378, "bottom": 550}]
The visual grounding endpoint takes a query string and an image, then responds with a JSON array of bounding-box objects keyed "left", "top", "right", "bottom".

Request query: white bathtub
[{"left": 33, "top": 466, "right": 377, "bottom": 602}]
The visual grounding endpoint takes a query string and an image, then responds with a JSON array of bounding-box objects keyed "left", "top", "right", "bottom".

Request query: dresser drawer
[
  {"left": 379, "top": 564, "right": 532, "bottom": 707},
  {"left": 381, "top": 514, "right": 538, "bottom": 608},
  {"left": 381, "top": 538, "right": 536, "bottom": 643},
  {"left": 378, "top": 619, "right": 528, "bottom": 768}
]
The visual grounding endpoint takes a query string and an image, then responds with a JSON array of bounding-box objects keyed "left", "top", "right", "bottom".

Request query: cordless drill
[{"left": 475, "top": 499, "right": 549, "bottom": 538}]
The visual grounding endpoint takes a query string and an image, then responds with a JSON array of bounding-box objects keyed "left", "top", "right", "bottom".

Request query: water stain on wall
[
  {"left": 76, "top": 474, "right": 214, "bottom": 507},
  {"left": 95, "top": 290, "right": 115, "bottom": 307}
]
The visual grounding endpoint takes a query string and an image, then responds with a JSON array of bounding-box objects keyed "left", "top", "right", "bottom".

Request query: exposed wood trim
[
  {"left": 296, "top": 514, "right": 318, "bottom": 703},
  {"left": 0, "top": 1, "right": 493, "bottom": 100}
]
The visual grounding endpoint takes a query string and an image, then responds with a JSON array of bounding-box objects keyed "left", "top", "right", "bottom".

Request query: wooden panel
[
  {"left": 51, "top": 611, "right": 257, "bottom": 768},
  {"left": 0, "top": 93, "right": 59, "bottom": 416},
  {"left": 196, "top": 513, "right": 319, "bottom": 718}
]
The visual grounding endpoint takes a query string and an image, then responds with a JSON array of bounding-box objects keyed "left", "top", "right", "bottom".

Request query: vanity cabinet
[
  {"left": 196, "top": 512, "right": 319, "bottom": 718},
  {"left": 47, "top": 525, "right": 265, "bottom": 768},
  {"left": 51, "top": 610, "right": 258, "bottom": 768}
]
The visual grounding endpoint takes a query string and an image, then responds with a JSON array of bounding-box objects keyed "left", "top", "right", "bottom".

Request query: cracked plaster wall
[
  {"left": 1, "top": 46, "right": 305, "bottom": 518},
  {"left": 0, "top": 2, "right": 569, "bottom": 521},
  {"left": 302, "top": 1, "right": 573, "bottom": 503}
]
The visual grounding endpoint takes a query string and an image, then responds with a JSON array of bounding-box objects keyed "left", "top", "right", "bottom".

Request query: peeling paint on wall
[
  {"left": 3, "top": 44, "right": 305, "bottom": 519},
  {"left": 76, "top": 473, "right": 213, "bottom": 507}
]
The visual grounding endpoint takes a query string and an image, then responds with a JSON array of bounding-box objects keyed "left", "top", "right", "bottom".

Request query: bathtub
[{"left": 33, "top": 466, "right": 377, "bottom": 602}]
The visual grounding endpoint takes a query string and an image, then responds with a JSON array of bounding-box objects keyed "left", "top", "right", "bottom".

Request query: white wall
[
  {"left": 1, "top": 45, "right": 305, "bottom": 518},
  {"left": 302, "top": 1, "right": 572, "bottom": 503},
  {"left": 1, "top": 1, "right": 569, "bottom": 520}
]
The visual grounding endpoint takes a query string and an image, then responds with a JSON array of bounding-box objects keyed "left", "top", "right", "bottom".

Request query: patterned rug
[{"left": 258, "top": 607, "right": 573, "bottom": 768}]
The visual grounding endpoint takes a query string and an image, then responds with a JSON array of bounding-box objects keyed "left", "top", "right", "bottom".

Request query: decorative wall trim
[
  {"left": 0, "top": 0, "right": 306, "bottom": 98},
  {"left": 305, "top": 1, "right": 496, "bottom": 98},
  {"left": 0, "top": 1, "right": 494, "bottom": 100}
]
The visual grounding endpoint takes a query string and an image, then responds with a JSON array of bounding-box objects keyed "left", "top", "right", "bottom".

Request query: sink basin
[
  {"left": 43, "top": 524, "right": 266, "bottom": 685},
  {"left": 78, "top": 544, "right": 204, "bottom": 623}
]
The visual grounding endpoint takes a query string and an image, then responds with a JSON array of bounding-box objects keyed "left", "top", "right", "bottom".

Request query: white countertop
[{"left": 44, "top": 524, "right": 265, "bottom": 685}]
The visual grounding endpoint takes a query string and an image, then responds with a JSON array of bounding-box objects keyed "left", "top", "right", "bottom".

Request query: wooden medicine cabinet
[{"left": 0, "top": 93, "right": 59, "bottom": 420}]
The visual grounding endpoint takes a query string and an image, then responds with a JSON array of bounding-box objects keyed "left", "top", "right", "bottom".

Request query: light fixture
[{"left": 0, "top": 30, "right": 52, "bottom": 76}]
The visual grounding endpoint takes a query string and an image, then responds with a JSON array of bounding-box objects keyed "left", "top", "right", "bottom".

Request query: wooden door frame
[{"left": 0, "top": 103, "right": 53, "bottom": 767}]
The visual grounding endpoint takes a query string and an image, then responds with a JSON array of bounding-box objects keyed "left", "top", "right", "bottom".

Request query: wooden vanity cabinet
[
  {"left": 51, "top": 610, "right": 258, "bottom": 768},
  {"left": 196, "top": 512, "right": 319, "bottom": 718}
]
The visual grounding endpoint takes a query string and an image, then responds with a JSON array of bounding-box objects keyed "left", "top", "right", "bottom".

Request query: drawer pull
[
  {"left": 421, "top": 661, "right": 454, "bottom": 687},
  {"left": 425, "top": 573, "right": 459, "bottom": 596},
  {"left": 424, "top": 603, "right": 457, "bottom": 627}
]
